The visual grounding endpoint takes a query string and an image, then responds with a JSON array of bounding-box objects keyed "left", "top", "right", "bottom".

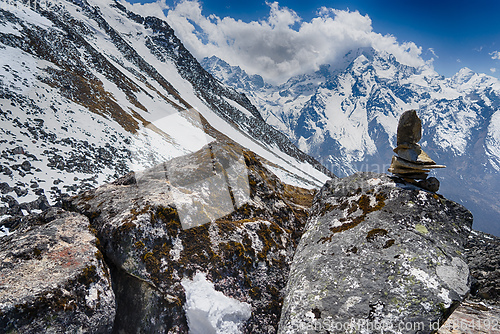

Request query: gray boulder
[
  {"left": 0, "top": 208, "right": 115, "bottom": 333},
  {"left": 278, "top": 172, "right": 473, "bottom": 334},
  {"left": 65, "top": 142, "right": 314, "bottom": 333}
]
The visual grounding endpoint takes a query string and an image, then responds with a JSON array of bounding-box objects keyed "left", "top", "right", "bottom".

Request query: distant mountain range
[
  {"left": 0, "top": 0, "right": 331, "bottom": 226},
  {"left": 1, "top": 0, "right": 498, "bottom": 236},
  {"left": 202, "top": 49, "right": 500, "bottom": 236}
]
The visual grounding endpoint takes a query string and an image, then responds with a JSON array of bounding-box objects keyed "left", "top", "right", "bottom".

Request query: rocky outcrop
[
  {"left": 3, "top": 149, "right": 497, "bottom": 333},
  {"left": 278, "top": 172, "right": 473, "bottom": 334},
  {"left": 62, "top": 142, "right": 315, "bottom": 333},
  {"left": 0, "top": 208, "right": 115, "bottom": 333}
]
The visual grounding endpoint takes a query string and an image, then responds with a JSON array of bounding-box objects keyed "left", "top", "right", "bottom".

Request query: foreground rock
[
  {"left": 65, "top": 142, "right": 315, "bottom": 333},
  {"left": 465, "top": 230, "right": 500, "bottom": 305},
  {"left": 278, "top": 172, "right": 473, "bottom": 334},
  {"left": 3, "top": 143, "right": 496, "bottom": 333},
  {"left": 0, "top": 208, "right": 115, "bottom": 333},
  {"left": 438, "top": 230, "right": 500, "bottom": 333},
  {"left": 438, "top": 301, "right": 500, "bottom": 334}
]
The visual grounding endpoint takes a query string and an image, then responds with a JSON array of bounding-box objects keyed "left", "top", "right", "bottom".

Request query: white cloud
[
  {"left": 165, "top": 0, "right": 428, "bottom": 84},
  {"left": 428, "top": 48, "right": 438, "bottom": 58},
  {"left": 491, "top": 51, "right": 500, "bottom": 60},
  {"left": 491, "top": 68, "right": 497, "bottom": 73}
]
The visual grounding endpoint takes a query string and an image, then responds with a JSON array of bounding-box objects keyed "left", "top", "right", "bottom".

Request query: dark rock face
[
  {"left": 0, "top": 208, "right": 115, "bottom": 333},
  {"left": 278, "top": 172, "right": 473, "bottom": 334},
  {"left": 437, "top": 230, "right": 500, "bottom": 333},
  {"left": 464, "top": 230, "right": 500, "bottom": 305},
  {"left": 64, "top": 142, "right": 315, "bottom": 333}
]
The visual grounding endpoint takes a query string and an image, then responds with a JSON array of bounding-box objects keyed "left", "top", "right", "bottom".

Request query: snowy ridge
[
  {"left": 0, "top": 0, "right": 332, "bottom": 226},
  {"left": 486, "top": 110, "right": 500, "bottom": 171},
  {"left": 203, "top": 48, "right": 500, "bottom": 236}
]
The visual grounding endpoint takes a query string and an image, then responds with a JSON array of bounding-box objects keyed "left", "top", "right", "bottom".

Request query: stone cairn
[{"left": 388, "top": 110, "right": 445, "bottom": 192}]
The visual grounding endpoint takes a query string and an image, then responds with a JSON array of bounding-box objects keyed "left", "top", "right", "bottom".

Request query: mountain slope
[
  {"left": 0, "top": 0, "right": 332, "bottom": 224},
  {"left": 202, "top": 49, "right": 500, "bottom": 236}
]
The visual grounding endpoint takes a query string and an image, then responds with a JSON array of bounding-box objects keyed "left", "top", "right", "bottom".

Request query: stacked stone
[{"left": 388, "top": 110, "right": 445, "bottom": 192}]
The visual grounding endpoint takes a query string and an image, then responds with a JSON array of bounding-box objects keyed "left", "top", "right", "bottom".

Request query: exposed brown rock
[
  {"left": 438, "top": 301, "right": 500, "bottom": 334},
  {"left": 0, "top": 208, "right": 115, "bottom": 333}
]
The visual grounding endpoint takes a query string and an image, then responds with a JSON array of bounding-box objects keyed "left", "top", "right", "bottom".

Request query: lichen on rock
[
  {"left": 0, "top": 208, "right": 115, "bottom": 333},
  {"left": 278, "top": 172, "right": 473, "bottom": 334},
  {"left": 64, "top": 141, "right": 314, "bottom": 333}
]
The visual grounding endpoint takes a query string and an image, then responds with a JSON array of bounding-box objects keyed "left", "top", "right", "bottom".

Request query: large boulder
[
  {"left": 0, "top": 208, "right": 115, "bottom": 333},
  {"left": 64, "top": 142, "right": 315, "bottom": 333},
  {"left": 278, "top": 172, "right": 473, "bottom": 334}
]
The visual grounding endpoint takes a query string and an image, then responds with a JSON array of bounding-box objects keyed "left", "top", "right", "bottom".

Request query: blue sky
[{"left": 131, "top": 0, "right": 500, "bottom": 82}]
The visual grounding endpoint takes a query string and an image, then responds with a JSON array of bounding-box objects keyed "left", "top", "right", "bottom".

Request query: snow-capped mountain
[
  {"left": 202, "top": 49, "right": 500, "bottom": 236},
  {"left": 0, "top": 0, "right": 332, "bottom": 226}
]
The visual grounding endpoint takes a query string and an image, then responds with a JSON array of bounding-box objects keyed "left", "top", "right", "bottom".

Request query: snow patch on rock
[{"left": 181, "top": 272, "right": 252, "bottom": 334}]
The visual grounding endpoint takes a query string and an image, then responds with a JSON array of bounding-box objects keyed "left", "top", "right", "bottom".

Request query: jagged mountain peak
[
  {"left": 201, "top": 56, "right": 268, "bottom": 91},
  {"left": 204, "top": 47, "right": 500, "bottom": 236},
  {"left": 453, "top": 67, "right": 476, "bottom": 83},
  {"left": 449, "top": 67, "right": 500, "bottom": 94}
]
